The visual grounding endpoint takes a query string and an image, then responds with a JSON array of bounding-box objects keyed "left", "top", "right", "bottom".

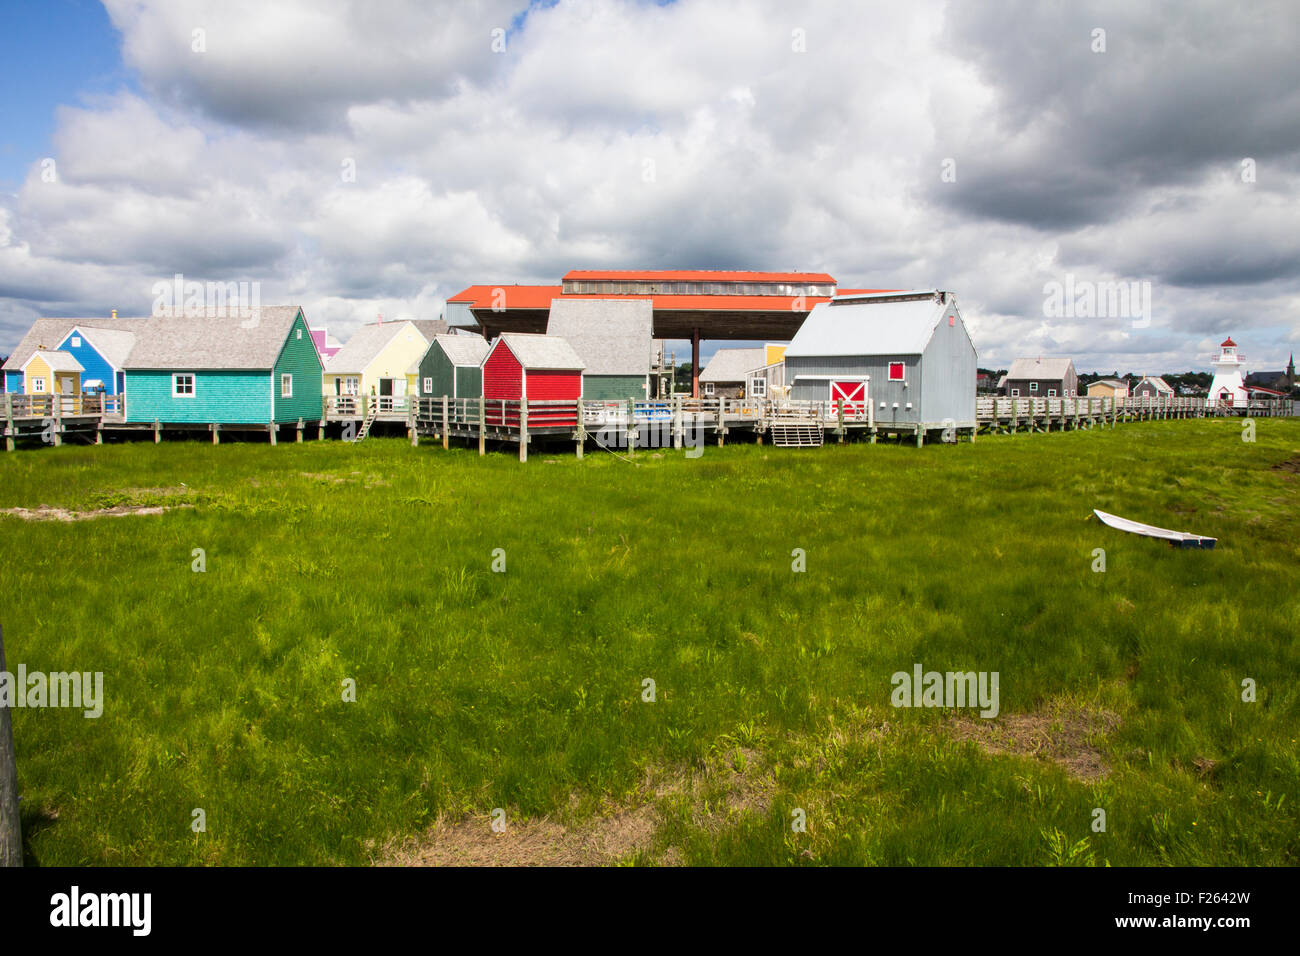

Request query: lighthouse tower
[{"left": 1209, "top": 337, "right": 1248, "bottom": 409}]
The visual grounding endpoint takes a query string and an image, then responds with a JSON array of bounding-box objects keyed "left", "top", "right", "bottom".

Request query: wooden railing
[{"left": 322, "top": 394, "right": 414, "bottom": 420}]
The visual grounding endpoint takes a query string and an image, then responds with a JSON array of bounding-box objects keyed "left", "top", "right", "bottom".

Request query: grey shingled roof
[
  {"left": 326, "top": 321, "right": 425, "bottom": 374},
  {"left": 498, "top": 332, "right": 585, "bottom": 370},
  {"left": 123, "top": 307, "right": 307, "bottom": 370},
  {"left": 2, "top": 317, "right": 148, "bottom": 372},
  {"left": 408, "top": 319, "right": 449, "bottom": 341},
  {"left": 433, "top": 333, "right": 490, "bottom": 367},
  {"left": 26, "top": 349, "right": 83, "bottom": 372},
  {"left": 1007, "top": 356, "right": 1075, "bottom": 380},
  {"left": 545, "top": 298, "right": 653, "bottom": 376},
  {"left": 699, "top": 347, "right": 767, "bottom": 383}
]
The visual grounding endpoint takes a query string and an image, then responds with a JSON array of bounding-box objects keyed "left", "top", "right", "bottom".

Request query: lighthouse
[{"left": 1209, "top": 337, "right": 1249, "bottom": 409}]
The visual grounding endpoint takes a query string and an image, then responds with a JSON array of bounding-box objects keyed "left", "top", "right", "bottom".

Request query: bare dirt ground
[{"left": 947, "top": 705, "right": 1121, "bottom": 782}]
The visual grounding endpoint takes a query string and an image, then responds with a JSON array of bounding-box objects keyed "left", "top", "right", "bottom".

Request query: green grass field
[{"left": 1, "top": 419, "right": 1297, "bottom": 866}]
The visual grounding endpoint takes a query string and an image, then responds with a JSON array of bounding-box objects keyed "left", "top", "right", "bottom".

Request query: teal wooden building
[
  {"left": 122, "top": 307, "right": 323, "bottom": 426},
  {"left": 413, "top": 333, "right": 490, "bottom": 399}
]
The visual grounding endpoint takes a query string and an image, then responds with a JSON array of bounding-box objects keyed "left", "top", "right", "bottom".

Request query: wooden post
[
  {"left": 4, "top": 394, "right": 13, "bottom": 452},
  {"left": 915, "top": 426, "right": 924, "bottom": 448},
  {"left": 716, "top": 397, "right": 725, "bottom": 446},
  {"left": 153, "top": 419, "right": 161, "bottom": 443},
  {"left": 297, "top": 418, "right": 304, "bottom": 443},
  {"left": 442, "top": 396, "right": 450, "bottom": 450},
  {"left": 672, "top": 395, "right": 682, "bottom": 450},
  {"left": 478, "top": 397, "right": 486, "bottom": 456},
  {"left": 836, "top": 398, "right": 845, "bottom": 444},
  {"left": 518, "top": 400, "right": 528, "bottom": 462},
  {"left": 269, "top": 422, "right": 277, "bottom": 446},
  {"left": 51, "top": 393, "right": 62, "bottom": 447},
  {"left": 626, "top": 398, "right": 636, "bottom": 456},
  {"left": 575, "top": 399, "right": 585, "bottom": 460},
  {"left": 0, "top": 624, "right": 22, "bottom": 867},
  {"left": 212, "top": 423, "right": 220, "bottom": 445}
]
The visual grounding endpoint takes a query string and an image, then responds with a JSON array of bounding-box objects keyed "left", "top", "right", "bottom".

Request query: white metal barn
[{"left": 784, "top": 290, "right": 977, "bottom": 440}]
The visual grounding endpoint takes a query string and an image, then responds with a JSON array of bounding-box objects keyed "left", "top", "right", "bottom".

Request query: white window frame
[
  {"left": 1030, "top": 382, "right": 1039, "bottom": 393},
  {"left": 343, "top": 376, "right": 359, "bottom": 396},
  {"left": 281, "top": 373, "right": 293, "bottom": 398},
  {"left": 888, "top": 362, "right": 905, "bottom": 382},
  {"left": 703, "top": 382, "right": 715, "bottom": 397},
  {"left": 296, "top": 329, "right": 303, "bottom": 340},
  {"left": 1010, "top": 388, "right": 1020, "bottom": 397},
  {"left": 749, "top": 376, "right": 767, "bottom": 398},
  {"left": 31, "top": 376, "right": 46, "bottom": 393},
  {"left": 423, "top": 377, "right": 433, "bottom": 394},
  {"left": 71, "top": 336, "right": 81, "bottom": 348},
  {"left": 1048, "top": 388, "right": 1058, "bottom": 397},
  {"left": 173, "top": 373, "right": 196, "bottom": 397}
]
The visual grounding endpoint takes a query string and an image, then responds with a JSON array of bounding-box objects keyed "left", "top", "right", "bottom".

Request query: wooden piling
[
  {"left": 153, "top": 419, "right": 161, "bottom": 444},
  {"left": 4, "top": 394, "right": 13, "bottom": 452},
  {"left": 212, "top": 423, "right": 220, "bottom": 445},
  {"left": 478, "top": 398, "right": 486, "bottom": 456},
  {"left": 575, "top": 399, "right": 585, "bottom": 460},
  {"left": 0, "top": 624, "right": 22, "bottom": 867},
  {"left": 269, "top": 423, "right": 277, "bottom": 446},
  {"left": 442, "top": 396, "right": 450, "bottom": 450},
  {"left": 519, "top": 401, "right": 528, "bottom": 462},
  {"left": 297, "top": 417, "right": 304, "bottom": 443}
]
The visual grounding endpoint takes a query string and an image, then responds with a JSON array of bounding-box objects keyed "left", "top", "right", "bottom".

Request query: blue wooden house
[
  {"left": 122, "top": 306, "right": 324, "bottom": 427},
  {"left": 3, "top": 317, "right": 143, "bottom": 394}
]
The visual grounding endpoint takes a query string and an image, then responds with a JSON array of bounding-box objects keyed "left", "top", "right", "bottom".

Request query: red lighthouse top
[{"left": 1221, "top": 337, "right": 1237, "bottom": 347}]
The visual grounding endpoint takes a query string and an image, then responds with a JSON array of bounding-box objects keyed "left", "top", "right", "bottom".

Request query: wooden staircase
[
  {"left": 768, "top": 421, "right": 824, "bottom": 447},
  {"left": 351, "top": 404, "right": 377, "bottom": 442}
]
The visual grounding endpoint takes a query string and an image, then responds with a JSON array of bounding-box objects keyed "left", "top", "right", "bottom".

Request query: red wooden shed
[{"left": 482, "top": 332, "right": 585, "bottom": 426}]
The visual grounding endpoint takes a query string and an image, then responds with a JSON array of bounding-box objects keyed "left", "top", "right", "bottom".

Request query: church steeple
[{"left": 1289, "top": 353, "right": 1295, "bottom": 389}]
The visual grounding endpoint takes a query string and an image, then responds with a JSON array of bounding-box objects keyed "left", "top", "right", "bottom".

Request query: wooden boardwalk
[{"left": 4, "top": 390, "right": 1296, "bottom": 452}]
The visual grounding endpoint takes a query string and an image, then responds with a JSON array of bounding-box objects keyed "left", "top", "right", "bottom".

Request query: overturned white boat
[{"left": 1093, "top": 509, "right": 1217, "bottom": 549}]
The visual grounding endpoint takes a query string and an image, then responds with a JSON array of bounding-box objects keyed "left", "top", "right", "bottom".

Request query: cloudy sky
[{"left": 1, "top": 0, "right": 1297, "bottom": 372}]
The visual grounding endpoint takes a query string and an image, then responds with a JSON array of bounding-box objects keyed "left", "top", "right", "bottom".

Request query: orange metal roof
[
  {"left": 562, "top": 269, "right": 836, "bottom": 284},
  {"left": 448, "top": 285, "right": 899, "bottom": 313},
  {"left": 447, "top": 285, "right": 562, "bottom": 308}
]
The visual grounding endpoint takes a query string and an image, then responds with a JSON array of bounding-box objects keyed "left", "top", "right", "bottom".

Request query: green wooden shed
[{"left": 413, "top": 334, "right": 490, "bottom": 399}]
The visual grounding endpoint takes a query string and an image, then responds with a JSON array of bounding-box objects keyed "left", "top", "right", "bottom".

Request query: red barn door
[{"left": 829, "top": 380, "right": 868, "bottom": 418}]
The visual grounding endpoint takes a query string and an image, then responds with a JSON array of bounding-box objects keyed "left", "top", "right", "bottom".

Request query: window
[
  {"left": 71, "top": 336, "right": 81, "bottom": 348},
  {"left": 296, "top": 329, "right": 303, "bottom": 340},
  {"left": 344, "top": 377, "right": 359, "bottom": 396},
  {"left": 1048, "top": 389, "right": 1057, "bottom": 397},
  {"left": 1011, "top": 388, "right": 1020, "bottom": 397},
  {"left": 281, "top": 373, "right": 293, "bottom": 398},
  {"left": 31, "top": 377, "right": 45, "bottom": 393},
  {"left": 749, "top": 376, "right": 767, "bottom": 398},
  {"left": 703, "top": 382, "right": 715, "bottom": 396},
  {"left": 888, "top": 362, "right": 905, "bottom": 381},
  {"left": 423, "top": 377, "right": 433, "bottom": 394},
  {"left": 173, "top": 373, "right": 195, "bottom": 396},
  {"left": 1030, "top": 382, "right": 1039, "bottom": 393}
]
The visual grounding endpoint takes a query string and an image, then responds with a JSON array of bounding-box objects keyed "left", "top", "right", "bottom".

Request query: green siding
[
  {"left": 418, "top": 346, "right": 456, "bottom": 397},
  {"left": 583, "top": 374, "right": 645, "bottom": 400},
  {"left": 455, "top": 365, "right": 482, "bottom": 398},
  {"left": 417, "top": 346, "right": 483, "bottom": 399},
  {"left": 273, "top": 311, "right": 325, "bottom": 422},
  {"left": 125, "top": 370, "right": 271, "bottom": 424}
]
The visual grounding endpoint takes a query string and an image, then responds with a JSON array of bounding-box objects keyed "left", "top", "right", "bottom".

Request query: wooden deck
[{"left": 4, "top": 390, "right": 1295, "bottom": 452}]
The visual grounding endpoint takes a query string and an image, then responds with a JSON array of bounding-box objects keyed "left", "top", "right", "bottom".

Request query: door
[{"left": 829, "top": 380, "right": 867, "bottom": 418}]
